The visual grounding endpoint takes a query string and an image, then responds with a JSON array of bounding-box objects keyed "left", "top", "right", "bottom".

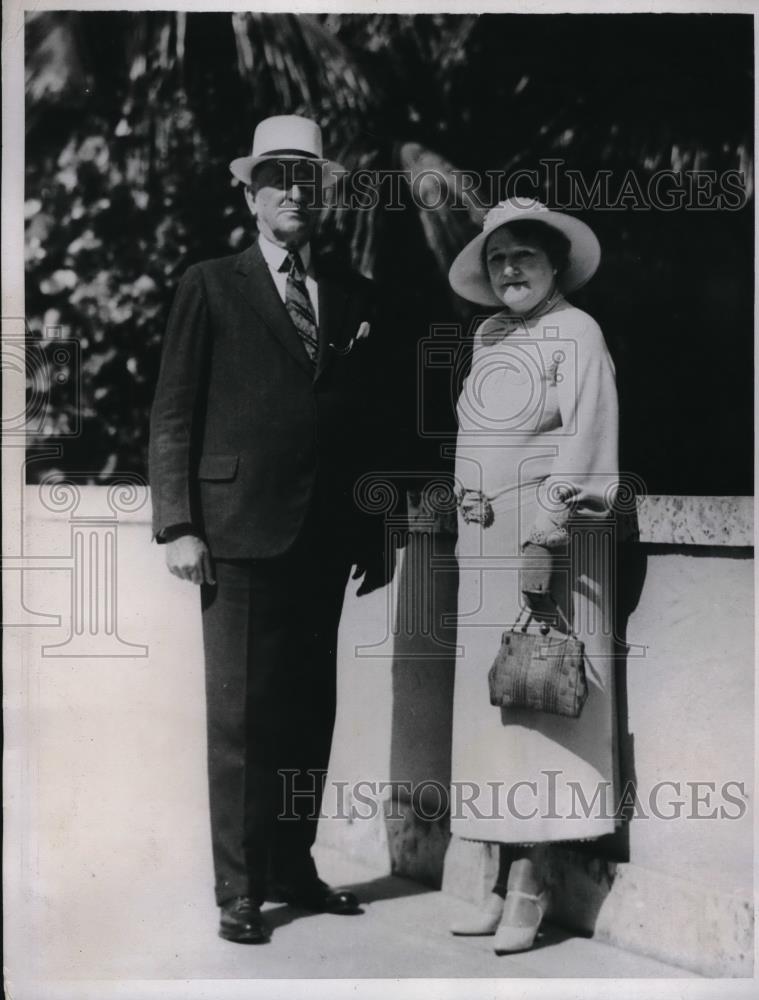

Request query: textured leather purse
[{"left": 488, "top": 606, "right": 588, "bottom": 718}]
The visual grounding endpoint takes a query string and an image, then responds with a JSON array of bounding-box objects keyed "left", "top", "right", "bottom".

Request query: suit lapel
[{"left": 233, "top": 242, "right": 313, "bottom": 374}]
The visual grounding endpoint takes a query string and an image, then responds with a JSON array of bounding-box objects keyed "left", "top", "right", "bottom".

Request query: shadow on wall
[
  {"left": 548, "top": 509, "right": 647, "bottom": 931},
  {"left": 384, "top": 526, "right": 458, "bottom": 886}
]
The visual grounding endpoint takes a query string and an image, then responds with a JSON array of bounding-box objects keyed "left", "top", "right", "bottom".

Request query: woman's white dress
[{"left": 450, "top": 297, "right": 620, "bottom": 844}]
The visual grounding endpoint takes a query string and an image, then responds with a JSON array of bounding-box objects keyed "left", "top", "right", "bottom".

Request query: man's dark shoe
[
  {"left": 272, "top": 878, "right": 360, "bottom": 915},
  {"left": 219, "top": 896, "right": 270, "bottom": 943}
]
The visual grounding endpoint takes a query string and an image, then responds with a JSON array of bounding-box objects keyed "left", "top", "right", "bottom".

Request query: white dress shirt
[{"left": 257, "top": 233, "right": 319, "bottom": 323}]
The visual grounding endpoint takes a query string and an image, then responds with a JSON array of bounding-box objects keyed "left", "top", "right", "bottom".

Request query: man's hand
[
  {"left": 352, "top": 548, "right": 396, "bottom": 597},
  {"left": 519, "top": 541, "right": 554, "bottom": 617},
  {"left": 165, "top": 535, "right": 215, "bottom": 586}
]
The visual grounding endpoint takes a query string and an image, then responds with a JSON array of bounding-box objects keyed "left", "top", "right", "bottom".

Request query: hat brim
[
  {"left": 229, "top": 153, "right": 347, "bottom": 189},
  {"left": 449, "top": 210, "right": 601, "bottom": 306}
]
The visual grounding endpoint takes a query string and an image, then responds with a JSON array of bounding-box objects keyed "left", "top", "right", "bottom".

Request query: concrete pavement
[{"left": 22, "top": 844, "right": 698, "bottom": 983}]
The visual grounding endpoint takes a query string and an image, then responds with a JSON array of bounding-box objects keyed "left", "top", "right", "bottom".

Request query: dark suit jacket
[{"left": 149, "top": 240, "right": 385, "bottom": 559}]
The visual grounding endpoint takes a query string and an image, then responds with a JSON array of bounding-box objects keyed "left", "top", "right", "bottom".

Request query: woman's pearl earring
[{"left": 552, "top": 268, "right": 558, "bottom": 275}]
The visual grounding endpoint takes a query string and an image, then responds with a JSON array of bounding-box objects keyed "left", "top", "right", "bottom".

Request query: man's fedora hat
[
  {"left": 449, "top": 197, "right": 601, "bottom": 306},
  {"left": 230, "top": 114, "right": 346, "bottom": 188}
]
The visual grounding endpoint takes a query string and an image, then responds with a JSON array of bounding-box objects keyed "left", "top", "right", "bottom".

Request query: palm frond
[
  {"left": 25, "top": 11, "right": 89, "bottom": 118},
  {"left": 231, "top": 12, "right": 375, "bottom": 141},
  {"left": 398, "top": 142, "right": 480, "bottom": 275}
]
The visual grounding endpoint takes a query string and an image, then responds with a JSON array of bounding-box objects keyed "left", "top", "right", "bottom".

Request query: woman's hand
[{"left": 519, "top": 542, "right": 554, "bottom": 616}]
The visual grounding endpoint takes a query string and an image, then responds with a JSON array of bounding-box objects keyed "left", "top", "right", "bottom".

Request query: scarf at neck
[{"left": 479, "top": 288, "right": 564, "bottom": 346}]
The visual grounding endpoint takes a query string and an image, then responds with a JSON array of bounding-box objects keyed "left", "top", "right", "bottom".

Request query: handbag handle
[
  {"left": 512, "top": 606, "right": 547, "bottom": 636},
  {"left": 513, "top": 597, "right": 580, "bottom": 641}
]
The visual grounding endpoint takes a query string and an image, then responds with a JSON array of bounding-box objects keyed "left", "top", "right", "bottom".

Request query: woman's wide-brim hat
[
  {"left": 448, "top": 197, "right": 601, "bottom": 306},
  {"left": 230, "top": 114, "right": 347, "bottom": 188}
]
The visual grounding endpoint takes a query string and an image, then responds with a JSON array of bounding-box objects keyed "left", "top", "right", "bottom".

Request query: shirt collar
[{"left": 258, "top": 233, "right": 311, "bottom": 274}]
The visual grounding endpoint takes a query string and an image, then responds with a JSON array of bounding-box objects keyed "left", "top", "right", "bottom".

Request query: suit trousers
[{"left": 200, "top": 506, "right": 352, "bottom": 906}]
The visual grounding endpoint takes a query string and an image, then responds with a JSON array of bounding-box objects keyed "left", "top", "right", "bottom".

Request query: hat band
[{"left": 257, "top": 148, "right": 322, "bottom": 160}]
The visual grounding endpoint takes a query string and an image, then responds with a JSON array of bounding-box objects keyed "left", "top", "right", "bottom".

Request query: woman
[{"left": 447, "top": 198, "right": 619, "bottom": 954}]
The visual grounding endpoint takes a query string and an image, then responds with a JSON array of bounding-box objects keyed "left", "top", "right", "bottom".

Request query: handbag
[{"left": 487, "top": 603, "right": 588, "bottom": 718}]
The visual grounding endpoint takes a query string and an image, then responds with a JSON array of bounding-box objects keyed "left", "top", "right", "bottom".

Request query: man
[{"left": 149, "top": 115, "right": 389, "bottom": 943}]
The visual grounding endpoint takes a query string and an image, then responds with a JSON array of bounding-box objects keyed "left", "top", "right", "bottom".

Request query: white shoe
[
  {"left": 493, "top": 888, "right": 548, "bottom": 954},
  {"left": 449, "top": 892, "right": 505, "bottom": 936}
]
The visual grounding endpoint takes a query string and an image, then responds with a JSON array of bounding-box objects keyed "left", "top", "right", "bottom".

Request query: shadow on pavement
[
  {"left": 262, "top": 873, "right": 435, "bottom": 930},
  {"left": 530, "top": 921, "right": 586, "bottom": 951}
]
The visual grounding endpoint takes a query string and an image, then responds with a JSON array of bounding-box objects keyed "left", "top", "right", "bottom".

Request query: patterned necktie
[{"left": 282, "top": 250, "right": 318, "bottom": 365}]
